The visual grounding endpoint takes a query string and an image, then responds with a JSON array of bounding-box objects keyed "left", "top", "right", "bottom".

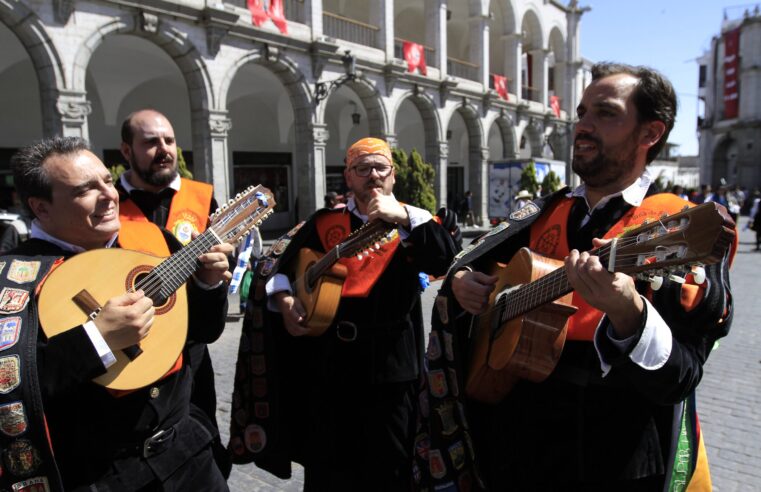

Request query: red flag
[
  {"left": 268, "top": 0, "right": 288, "bottom": 35},
  {"left": 493, "top": 74, "right": 508, "bottom": 101},
  {"left": 723, "top": 27, "right": 740, "bottom": 119},
  {"left": 403, "top": 41, "right": 427, "bottom": 76},
  {"left": 550, "top": 95, "right": 561, "bottom": 117},
  {"left": 247, "top": 0, "right": 268, "bottom": 27}
]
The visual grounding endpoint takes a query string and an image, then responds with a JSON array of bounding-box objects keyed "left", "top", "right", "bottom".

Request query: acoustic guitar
[
  {"left": 293, "top": 219, "right": 396, "bottom": 336},
  {"left": 466, "top": 202, "right": 736, "bottom": 403},
  {"left": 38, "top": 185, "right": 276, "bottom": 391}
]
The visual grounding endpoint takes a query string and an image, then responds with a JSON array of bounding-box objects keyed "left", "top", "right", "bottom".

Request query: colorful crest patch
[
  {"left": 3, "top": 439, "right": 41, "bottom": 477},
  {"left": 7, "top": 261, "right": 41, "bottom": 285},
  {"left": 0, "top": 317, "right": 21, "bottom": 352},
  {"left": 448, "top": 441, "right": 466, "bottom": 470},
  {"left": 271, "top": 238, "right": 290, "bottom": 256},
  {"left": 428, "top": 369, "right": 448, "bottom": 398},
  {"left": 0, "top": 355, "right": 21, "bottom": 394},
  {"left": 436, "top": 400, "right": 459, "bottom": 436},
  {"left": 11, "top": 476, "right": 50, "bottom": 492},
  {"left": 509, "top": 202, "right": 539, "bottom": 221},
  {"left": 428, "top": 449, "right": 447, "bottom": 479},
  {"left": 244, "top": 424, "right": 267, "bottom": 453},
  {"left": 170, "top": 211, "right": 202, "bottom": 246},
  {"left": 0, "top": 402, "right": 27, "bottom": 437},
  {"left": 0, "top": 289, "right": 29, "bottom": 315}
]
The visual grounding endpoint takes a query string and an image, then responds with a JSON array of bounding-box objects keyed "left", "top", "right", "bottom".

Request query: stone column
[
  {"left": 208, "top": 110, "right": 233, "bottom": 204},
  {"left": 503, "top": 33, "right": 522, "bottom": 101},
  {"left": 431, "top": 140, "right": 448, "bottom": 208},
  {"left": 54, "top": 90, "right": 92, "bottom": 139},
  {"left": 382, "top": 133, "right": 398, "bottom": 149},
  {"left": 566, "top": 2, "right": 589, "bottom": 115},
  {"left": 469, "top": 14, "right": 489, "bottom": 85},
  {"left": 425, "top": 0, "right": 446, "bottom": 72},
  {"left": 371, "top": 0, "right": 394, "bottom": 59},
  {"left": 305, "top": 0, "right": 323, "bottom": 39},
  {"left": 470, "top": 146, "right": 489, "bottom": 225},
  {"left": 531, "top": 48, "right": 549, "bottom": 106},
  {"left": 300, "top": 122, "right": 330, "bottom": 219}
]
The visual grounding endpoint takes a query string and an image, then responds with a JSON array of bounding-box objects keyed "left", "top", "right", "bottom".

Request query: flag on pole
[
  {"left": 550, "top": 95, "right": 561, "bottom": 117},
  {"left": 247, "top": 0, "right": 268, "bottom": 27},
  {"left": 268, "top": 0, "right": 288, "bottom": 34},
  {"left": 403, "top": 41, "right": 428, "bottom": 76},
  {"left": 493, "top": 74, "right": 509, "bottom": 101}
]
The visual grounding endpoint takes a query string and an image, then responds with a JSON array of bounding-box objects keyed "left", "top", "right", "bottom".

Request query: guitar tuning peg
[
  {"left": 648, "top": 275, "right": 664, "bottom": 291},
  {"left": 692, "top": 266, "right": 706, "bottom": 285},
  {"left": 236, "top": 193, "right": 241, "bottom": 199},
  {"left": 668, "top": 274, "right": 685, "bottom": 284},
  {"left": 374, "top": 242, "right": 381, "bottom": 249},
  {"left": 356, "top": 253, "right": 364, "bottom": 261},
  {"left": 228, "top": 198, "right": 235, "bottom": 205}
]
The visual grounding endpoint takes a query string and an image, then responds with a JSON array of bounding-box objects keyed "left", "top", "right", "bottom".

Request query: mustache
[
  {"left": 152, "top": 153, "right": 174, "bottom": 165},
  {"left": 574, "top": 135, "right": 602, "bottom": 146},
  {"left": 366, "top": 179, "right": 384, "bottom": 188}
]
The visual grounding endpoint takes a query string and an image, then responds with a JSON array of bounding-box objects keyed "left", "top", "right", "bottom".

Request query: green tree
[
  {"left": 108, "top": 163, "right": 126, "bottom": 182},
  {"left": 177, "top": 146, "right": 193, "bottom": 179},
  {"left": 541, "top": 170, "right": 562, "bottom": 195},
  {"left": 520, "top": 161, "right": 540, "bottom": 196},
  {"left": 391, "top": 147, "right": 437, "bottom": 213}
]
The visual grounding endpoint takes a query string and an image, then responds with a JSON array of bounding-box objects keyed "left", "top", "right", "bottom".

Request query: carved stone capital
[
  {"left": 437, "top": 141, "right": 449, "bottom": 159},
  {"left": 201, "top": 6, "right": 238, "bottom": 57},
  {"left": 310, "top": 39, "right": 340, "bottom": 81},
  {"left": 53, "top": 0, "right": 75, "bottom": 24},
  {"left": 480, "top": 147, "right": 490, "bottom": 162},
  {"left": 56, "top": 91, "right": 91, "bottom": 122},
  {"left": 209, "top": 113, "right": 232, "bottom": 137},
  {"left": 382, "top": 134, "right": 398, "bottom": 149},
  {"left": 383, "top": 60, "right": 406, "bottom": 96},
  {"left": 138, "top": 11, "right": 160, "bottom": 34},
  {"left": 309, "top": 123, "right": 330, "bottom": 145},
  {"left": 439, "top": 77, "right": 458, "bottom": 107}
]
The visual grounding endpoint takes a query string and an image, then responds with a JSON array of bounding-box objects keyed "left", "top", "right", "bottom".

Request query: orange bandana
[{"left": 345, "top": 137, "right": 392, "bottom": 167}]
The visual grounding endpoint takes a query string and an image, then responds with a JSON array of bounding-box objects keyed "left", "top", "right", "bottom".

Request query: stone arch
[
  {"left": 71, "top": 14, "right": 215, "bottom": 180},
  {"left": 520, "top": 118, "right": 544, "bottom": 158},
  {"left": 390, "top": 89, "right": 442, "bottom": 159},
  {"left": 520, "top": 7, "right": 545, "bottom": 51},
  {"left": 490, "top": 113, "right": 518, "bottom": 159},
  {"left": 0, "top": 1, "right": 66, "bottom": 136},
  {"left": 488, "top": 0, "right": 517, "bottom": 34},
  {"left": 315, "top": 75, "right": 388, "bottom": 137}
]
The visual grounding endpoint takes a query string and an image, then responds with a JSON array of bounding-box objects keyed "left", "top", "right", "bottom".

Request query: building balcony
[
  {"left": 447, "top": 57, "right": 478, "bottom": 82},
  {"left": 394, "top": 38, "right": 436, "bottom": 68},
  {"left": 323, "top": 11, "right": 378, "bottom": 48}
]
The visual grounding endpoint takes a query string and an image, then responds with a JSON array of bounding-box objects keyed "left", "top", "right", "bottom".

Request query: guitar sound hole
[{"left": 127, "top": 267, "right": 177, "bottom": 316}]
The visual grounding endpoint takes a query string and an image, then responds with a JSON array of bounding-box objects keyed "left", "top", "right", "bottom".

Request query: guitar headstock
[
  {"left": 607, "top": 202, "right": 735, "bottom": 276},
  {"left": 210, "top": 185, "right": 276, "bottom": 244},
  {"left": 338, "top": 220, "right": 396, "bottom": 260}
]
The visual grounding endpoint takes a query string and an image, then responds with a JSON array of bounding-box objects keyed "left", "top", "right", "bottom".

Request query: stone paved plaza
[{"left": 211, "top": 225, "right": 761, "bottom": 491}]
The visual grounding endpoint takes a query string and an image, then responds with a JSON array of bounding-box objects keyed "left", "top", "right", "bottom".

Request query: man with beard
[
  {"left": 414, "top": 63, "right": 735, "bottom": 490},
  {"left": 118, "top": 109, "right": 231, "bottom": 477},
  {"left": 3, "top": 137, "right": 231, "bottom": 491},
  {"left": 227, "top": 138, "right": 459, "bottom": 490}
]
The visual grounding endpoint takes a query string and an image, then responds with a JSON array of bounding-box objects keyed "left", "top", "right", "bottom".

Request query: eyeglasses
[{"left": 349, "top": 164, "right": 393, "bottom": 177}]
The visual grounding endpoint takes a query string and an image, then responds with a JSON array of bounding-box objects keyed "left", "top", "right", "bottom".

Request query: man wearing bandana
[
  {"left": 228, "top": 138, "right": 459, "bottom": 490},
  {"left": 117, "top": 109, "right": 231, "bottom": 476}
]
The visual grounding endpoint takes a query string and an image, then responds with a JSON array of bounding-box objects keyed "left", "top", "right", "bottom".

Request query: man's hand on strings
[{"left": 452, "top": 269, "right": 498, "bottom": 315}]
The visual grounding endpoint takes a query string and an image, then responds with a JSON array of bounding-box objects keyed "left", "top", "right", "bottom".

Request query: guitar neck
[
  {"left": 306, "top": 247, "right": 341, "bottom": 289},
  {"left": 498, "top": 248, "right": 612, "bottom": 323},
  {"left": 138, "top": 228, "right": 222, "bottom": 300}
]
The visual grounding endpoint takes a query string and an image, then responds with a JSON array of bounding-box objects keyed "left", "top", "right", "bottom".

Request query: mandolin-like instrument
[
  {"left": 38, "top": 185, "right": 275, "bottom": 391},
  {"left": 466, "top": 202, "right": 736, "bottom": 403},
  {"left": 293, "top": 219, "right": 396, "bottom": 336}
]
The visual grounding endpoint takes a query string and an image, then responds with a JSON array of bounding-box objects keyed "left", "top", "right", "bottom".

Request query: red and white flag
[
  {"left": 493, "top": 74, "right": 508, "bottom": 101},
  {"left": 550, "top": 95, "right": 561, "bottom": 117},
  {"left": 403, "top": 41, "right": 427, "bottom": 76},
  {"left": 723, "top": 27, "right": 740, "bottom": 119},
  {"left": 268, "top": 0, "right": 288, "bottom": 34},
  {"left": 247, "top": 0, "right": 268, "bottom": 27}
]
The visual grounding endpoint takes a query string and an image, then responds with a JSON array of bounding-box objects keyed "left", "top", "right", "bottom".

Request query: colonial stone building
[
  {"left": 1, "top": 0, "right": 588, "bottom": 229},
  {"left": 698, "top": 6, "right": 761, "bottom": 191}
]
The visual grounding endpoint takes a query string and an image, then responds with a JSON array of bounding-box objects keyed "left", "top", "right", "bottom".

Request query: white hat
[{"left": 514, "top": 189, "right": 532, "bottom": 200}]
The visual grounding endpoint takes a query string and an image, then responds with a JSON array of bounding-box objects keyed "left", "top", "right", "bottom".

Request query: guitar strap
[
  {"left": 0, "top": 255, "right": 65, "bottom": 491},
  {"left": 315, "top": 211, "right": 400, "bottom": 297}
]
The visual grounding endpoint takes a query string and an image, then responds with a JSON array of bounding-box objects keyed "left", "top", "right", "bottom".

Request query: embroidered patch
[
  {"left": 3, "top": 439, "right": 41, "bottom": 477},
  {"left": 11, "top": 476, "right": 50, "bottom": 492},
  {"left": 443, "top": 332, "right": 454, "bottom": 361},
  {"left": 258, "top": 258, "right": 275, "bottom": 278},
  {"left": 0, "top": 317, "right": 21, "bottom": 353},
  {"left": 448, "top": 441, "right": 466, "bottom": 470},
  {"left": 428, "top": 369, "right": 448, "bottom": 398},
  {"left": 428, "top": 449, "right": 447, "bottom": 479},
  {"left": 414, "top": 433, "right": 430, "bottom": 460},
  {"left": 271, "top": 238, "right": 290, "bottom": 256},
  {"left": 286, "top": 221, "right": 305, "bottom": 238},
  {"left": 483, "top": 220, "right": 510, "bottom": 238},
  {"left": 426, "top": 332, "right": 441, "bottom": 361},
  {"left": 7, "top": 261, "right": 40, "bottom": 285},
  {"left": 0, "top": 355, "right": 21, "bottom": 394},
  {"left": 171, "top": 211, "right": 202, "bottom": 246},
  {"left": 229, "top": 436, "right": 245, "bottom": 456},
  {"left": 0, "top": 402, "right": 27, "bottom": 437},
  {"left": 436, "top": 400, "right": 459, "bottom": 436},
  {"left": 509, "top": 202, "right": 539, "bottom": 221},
  {"left": 244, "top": 424, "right": 267, "bottom": 453},
  {"left": 0, "top": 289, "right": 29, "bottom": 315},
  {"left": 323, "top": 224, "right": 347, "bottom": 250},
  {"left": 254, "top": 402, "right": 270, "bottom": 419},
  {"left": 534, "top": 224, "right": 561, "bottom": 257},
  {"left": 435, "top": 295, "right": 449, "bottom": 324}
]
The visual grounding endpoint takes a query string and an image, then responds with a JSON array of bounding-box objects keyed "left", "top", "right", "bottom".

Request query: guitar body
[
  {"left": 466, "top": 248, "right": 577, "bottom": 403},
  {"left": 293, "top": 248, "right": 347, "bottom": 336},
  {"left": 38, "top": 248, "right": 188, "bottom": 391}
]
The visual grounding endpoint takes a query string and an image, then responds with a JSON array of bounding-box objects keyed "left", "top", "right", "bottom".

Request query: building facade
[
  {"left": 0, "top": 0, "right": 588, "bottom": 229},
  {"left": 698, "top": 6, "right": 761, "bottom": 192}
]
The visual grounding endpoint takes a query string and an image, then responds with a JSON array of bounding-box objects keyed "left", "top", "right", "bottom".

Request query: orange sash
[
  {"left": 166, "top": 179, "right": 213, "bottom": 244},
  {"left": 529, "top": 193, "right": 695, "bottom": 341},
  {"left": 315, "top": 212, "right": 400, "bottom": 297}
]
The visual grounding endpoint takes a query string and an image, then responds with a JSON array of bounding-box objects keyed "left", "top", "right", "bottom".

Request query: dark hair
[
  {"left": 591, "top": 63, "right": 677, "bottom": 163},
  {"left": 11, "top": 136, "right": 90, "bottom": 216}
]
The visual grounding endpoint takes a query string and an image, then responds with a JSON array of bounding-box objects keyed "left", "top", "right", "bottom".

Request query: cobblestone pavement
[{"left": 212, "top": 225, "right": 761, "bottom": 491}]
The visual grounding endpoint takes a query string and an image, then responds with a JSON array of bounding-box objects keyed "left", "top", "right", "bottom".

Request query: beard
[
  {"left": 130, "top": 151, "right": 178, "bottom": 188},
  {"left": 572, "top": 133, "right": 640, "bottom": 189}
]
